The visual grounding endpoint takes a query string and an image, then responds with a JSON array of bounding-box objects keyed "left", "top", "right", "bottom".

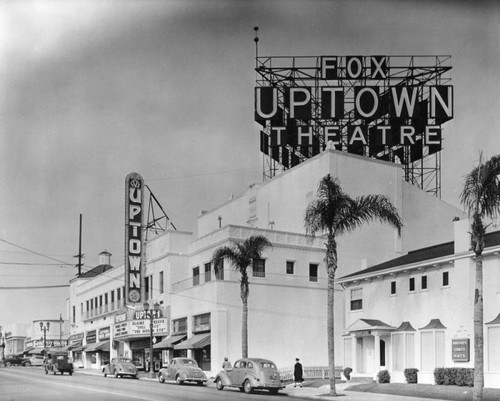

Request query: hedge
[
  {"left": 434, "top": 368, "right": 474, "bottom": 387},
  {"left": 377, "top": 369, "right": 391, "bottom": 383},
  {"left": 404, "top": 368, "right": 418, "bottom": 384}
]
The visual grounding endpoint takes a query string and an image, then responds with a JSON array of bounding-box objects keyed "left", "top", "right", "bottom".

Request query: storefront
[
  {"left": 174, "top": 333, "right": 211, "bottom": 371},
  {"left": 153, "top": 334, "right": 186, "bottom": 367}
]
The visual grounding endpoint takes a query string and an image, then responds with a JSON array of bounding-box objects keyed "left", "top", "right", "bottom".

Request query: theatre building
[
  {"left": 337, "top": 218, "right": 500, "bottom": 388},
  {"left": 68, "top": 149, "right": 463, "bottom": 374}
]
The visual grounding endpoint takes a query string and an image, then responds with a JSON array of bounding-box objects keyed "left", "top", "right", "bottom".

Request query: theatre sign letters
[
  {"left": 254, "top": 55, "right": 453, "bottom": 175},
  {"left": 125, "top": 172, "right": 144, "bottom": 304}
]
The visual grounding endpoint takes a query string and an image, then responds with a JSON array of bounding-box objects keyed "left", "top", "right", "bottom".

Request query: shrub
[
  {"left": 343, "top": 367, "right": 352, "bottom": 380},
  {"left": 433, "top": 368, "right": 474, "bottom": 387},
  {"left": 377, "top": 369, "right": 391, "bottom": 383},
  {"left": 404, "top": 368, "right": 418, "bottom": 383}
]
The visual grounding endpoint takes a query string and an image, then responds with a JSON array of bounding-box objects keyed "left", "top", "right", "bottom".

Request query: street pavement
[{"left": 77, "top": 368, "right": 450, "bottom": 401}]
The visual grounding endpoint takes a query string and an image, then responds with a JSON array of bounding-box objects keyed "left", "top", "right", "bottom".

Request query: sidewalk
[
  {"left": 281, "top": 382, "right": 450, "bottom": 401},
  {"left": 77, "top": 368, "right": 449, "bottom": 401}
]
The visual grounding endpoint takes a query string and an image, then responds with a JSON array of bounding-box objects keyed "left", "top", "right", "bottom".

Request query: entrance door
[{"left": 380, "top": 340, "right": 386, "bottom": 367}]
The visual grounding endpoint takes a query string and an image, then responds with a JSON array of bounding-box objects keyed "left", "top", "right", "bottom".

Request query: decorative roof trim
[{"left": 419, "top": 318, "right": 446, "bottom": 330}]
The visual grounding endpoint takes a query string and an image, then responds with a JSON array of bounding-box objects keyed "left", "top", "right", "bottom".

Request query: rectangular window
[
  {"left": 117, "top": 288, "right": 121, "bottom": 301},
  {"left": 193, "top": 267, "right": 200, "bottom": 286},
  {"left": 90, "top": 299, "right": 94, "bottom": 310},
  {"left": 252, "top": 259, "right": 266, "bottom": 278},
  {"left": 442, "top": 271, "right": 449, "bottom": 286},
  {"left": 193, "top": 313, "right": 211, "bottom": 332},
  {"left": 86, "top": 300, "right": 89, "bottom": 311},
  {"left": 145, "top": 276, "right": 150, "bottom": 299},
  {"left": 215, "top": 259, "right": 224, "bottom": 280},
  {"left": 172, "top": 317, "right": 187, "bottom": 335},
  {"left": 309, "top": 263, "right": 318, "bottom": 282},
  {"left": 409, "top": 277, "right": 415, "bottom": 292},
  {"left": 421, "top": 275, "right": 428, "bottom": 290},
  {"left": 205, "top": 263, "right": 211, "bottom": 282},
  {"left": 350, "top": 288, "right": 363, "bottom": 311},
  {"left": 111, "top": 290, "right": 115, "bottom": 303},
  {"left": 391, "top": 281, "right": 397, "bottom": 295},
  {"left": 72, "top": 306, "right": 76, "bottom": 324},
  {"left": 81, "top": 303, "right": 84, "bottom": 315},
  {"left": 104, "top": 293, "right": 108, "bottom": 305},
  {"left": 286, "top": 261, "right": 294, "bottom": 275},
  {"left": 160, "top": 271, "right": 164, "bottom": 294},
  {"left": 248, "top": 197, "right": 257, "bottom": 219}
]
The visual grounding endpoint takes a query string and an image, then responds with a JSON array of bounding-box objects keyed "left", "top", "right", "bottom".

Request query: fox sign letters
[{"left": 255, "top": 55, "right": 453, "bottom": 153}]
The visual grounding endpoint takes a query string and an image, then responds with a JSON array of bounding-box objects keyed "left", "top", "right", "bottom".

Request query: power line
[
  {"left": 0, "top": 284, "right": 69, "bottom": 290},
  {"left": 0, "top": 238, "right": 73, "bottom": 266}
]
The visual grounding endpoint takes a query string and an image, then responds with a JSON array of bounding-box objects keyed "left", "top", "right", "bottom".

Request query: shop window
[
  {"left": 215, "top": 259, "right": 224, "bottom": 280},
  {"left": 488, "top": 326, "right": 500, "bottom": 371},
  {"left": 420, "top": 330, "right": 445, "bottom": 373},
  {"left": 350, "top": 287, "right": 363, "bottom": 311},
  {"left": 286, "top": 261, "right": 294, "bottom": 275},
  {"left": 409, "top": 277, "right": 415, "bottom": 292},
  {"left": 391, "top": 281, "right": 397, "bottom": 295},
  {"left": 253, "top": 259, "right": 265, "bottom": 278},
  {"left": 205, "top": 263, "right": 211, "bottom": 282},
  {"left": 172, "top": 317, "right": 187, "bottom": 335},
  {"left": 442, "top": 271, "right": 449, "bottom": 287},
  {"left": 309, "top": 263, "right": 318, "bottom": 282},
  {"left": 193, "top": 267, "right": 200, "bottom": 286},
  {"left": 421, "top": 275, "right": 428, "bottom": 290},
  {"left": 392, "top": 332, "right": 415, "bottom": 372},
  {"left": 159, "top": 271, "right": 164, "bottom": 294},
  {"left": 193, "top": 313, "right": 211, "bottom": 333}
]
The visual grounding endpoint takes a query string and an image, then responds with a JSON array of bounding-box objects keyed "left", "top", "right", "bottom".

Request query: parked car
[
  {"left": 44, "top": 352, "right": 74, "bottom": 375},
  {"left": 29, "top": 355, "right": 45, "bottom": 366},
  {"left": 214, "top": 358, "right": 283, "bottom": 394},
  {"left": 102, "top": 357, "right": 138, "bottom": 379},
  {"left": 158, "top": 357, "right": 207, "bottom": 385},
  {"left": 4, "top": 354, "right": 30, "bottom": 367}
]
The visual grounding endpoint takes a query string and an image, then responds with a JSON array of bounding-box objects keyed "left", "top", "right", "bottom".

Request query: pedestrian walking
[
  {"left": 294, "top": 358, "right": 303, "bottom": 388},
  {"left": 222, "top": 357, "right": 232, "bottom": 370}
]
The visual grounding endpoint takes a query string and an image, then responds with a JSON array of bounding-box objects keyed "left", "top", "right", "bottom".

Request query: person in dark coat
[{"left": 294, "top": 358, "right": 303, "bottom": 388}]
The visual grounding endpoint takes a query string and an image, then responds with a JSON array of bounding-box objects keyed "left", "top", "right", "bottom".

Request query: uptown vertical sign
[{"left": 125, "top": 172, "right": 144, "bottom": 304}]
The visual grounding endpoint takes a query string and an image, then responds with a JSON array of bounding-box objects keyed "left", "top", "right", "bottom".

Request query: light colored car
[
  {"left": 158, "top": 357, "right": 207, "bottom": 385},
  {"left": 102, "top": 357, "right": 138, "bottom": 379},
  {"left": 214, "top": 358, "right": 283, "bottom": 394},
  {"left": 29, "top": 355, "right": 45, "bottom": 366}
]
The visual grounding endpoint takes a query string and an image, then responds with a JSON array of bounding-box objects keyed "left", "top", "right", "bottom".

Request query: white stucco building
[
  {"left": 68, "top": 148, "right": 464, "bottom": 376},
  {"left": 338, "top": 218, "right": 500, "bottom": 388}
]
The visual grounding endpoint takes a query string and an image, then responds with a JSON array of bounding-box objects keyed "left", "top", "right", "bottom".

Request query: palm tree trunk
[
  {"left": 242, "top": 295, "right": 248, "bottom": 358},
  {"left": 326, "top": 235, "right": 337, "bottom": 396},
  {"left": 473, "top": 253, "right": 484, "bottom": 401}
]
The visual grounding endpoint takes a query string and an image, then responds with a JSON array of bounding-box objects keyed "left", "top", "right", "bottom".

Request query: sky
[{"left": 0, "top": 0, "right": 499, "bottom": 328}]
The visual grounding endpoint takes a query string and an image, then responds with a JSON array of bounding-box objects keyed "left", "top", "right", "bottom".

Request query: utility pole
[{"left": 74, "top": 214, "right": 84, "bottom": 276}]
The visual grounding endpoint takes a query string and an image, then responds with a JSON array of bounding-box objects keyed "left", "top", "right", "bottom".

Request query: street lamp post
[
  {"left": 40, "top": 322, "right": 50, "bottom": 356},
  {"left": 143, "top": 301, "right": 160, "bottom": 378}
]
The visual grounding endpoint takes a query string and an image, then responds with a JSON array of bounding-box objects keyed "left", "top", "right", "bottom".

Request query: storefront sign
[
  {"left": 452, "top": 338, "right": 470, "bottom": 362},
  {"left": 28, "top": 339, "right": 68, "bottom": 348},
  {"left": 99, "top": 327, "right": 111, "bottom": 341},
  {"left": 69, "top": 333, "right": 84, "bottom": 341},
  {"left": 125, "top": 172, "right": 144, "bottom": 304},
  {"left": 114, "top": 319, "right": 168, "bottom": 339},
  {"left": 134, "top": 309, "right": 162, "bottom": 320},
  {"left": 86, "top": 330, "right": 97, "bottom": 344}
]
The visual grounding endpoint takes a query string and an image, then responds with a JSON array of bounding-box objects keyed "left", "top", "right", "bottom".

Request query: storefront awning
[
  {"left": 83, "top": 340, "right": 110, "bottom": 352},
  {"left": 153, "top": 334, "right": 186, "bottom": 349},
  {"left": 68, "top": 340, "right": 83, "bottom": 350},
  {"left": 174, "top": 333, "right": 210, "bottom": 350}
]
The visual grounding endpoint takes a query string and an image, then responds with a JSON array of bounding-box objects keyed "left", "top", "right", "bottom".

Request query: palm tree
[
  {"left": 211, "top": 235, "right": 272, "bottom": 358},
  {"left": 460, "top": 153, "right": 500, "bottom": 401},
  {"left": 304, "top": 174, "right": 402, "bottom": 396}
]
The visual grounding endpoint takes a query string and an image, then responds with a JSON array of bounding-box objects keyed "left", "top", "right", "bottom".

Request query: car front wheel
[
  {"left": 5, "top": 362, "right": 11, "bottom": 367},
  {"left": 158, "top": 374, "right": 165, "bottom": 383},
  {"left": 103, "top": 371, "right": 107, "bottom": 377},
  {"left": 243, "top": 379, "right": 253, "bottom": 394},
  {"left": 215, "top": 378, "right": 224, "bottom": 391},
  {"left": 175, "top": 375, "right": 184, "bottom": 385}
]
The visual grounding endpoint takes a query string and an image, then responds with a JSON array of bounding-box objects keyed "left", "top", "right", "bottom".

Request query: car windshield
[
  {"left": 260, "top": 362, "right": 276, "bottom": 369},
  {"left": 179, "top": 359, "right": 197, "bottom": 366}
]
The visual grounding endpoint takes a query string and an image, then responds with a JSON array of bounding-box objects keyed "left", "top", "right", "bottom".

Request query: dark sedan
[{"left": 4, "top": 354, "right": 31, "bottom": 367}]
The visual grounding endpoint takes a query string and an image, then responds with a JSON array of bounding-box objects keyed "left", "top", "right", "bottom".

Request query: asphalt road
[{"left": 0, "top": 367, "right": 304, "bottom": 401}]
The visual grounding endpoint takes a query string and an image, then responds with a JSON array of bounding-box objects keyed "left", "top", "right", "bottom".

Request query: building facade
[
  {"left": 337, "top": 218, "right": 500, "bottom": 388},
  {"left": 68, "top": 148, "right": 464, "bottom": 376}
]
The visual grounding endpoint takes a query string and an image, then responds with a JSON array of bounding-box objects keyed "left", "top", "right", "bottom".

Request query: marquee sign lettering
[
  {"left": 254, "top": 55, "right": 453, "bottom": 187},
  {"left": 125, "top": 172, "right": 144, "bottom": 304}
]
